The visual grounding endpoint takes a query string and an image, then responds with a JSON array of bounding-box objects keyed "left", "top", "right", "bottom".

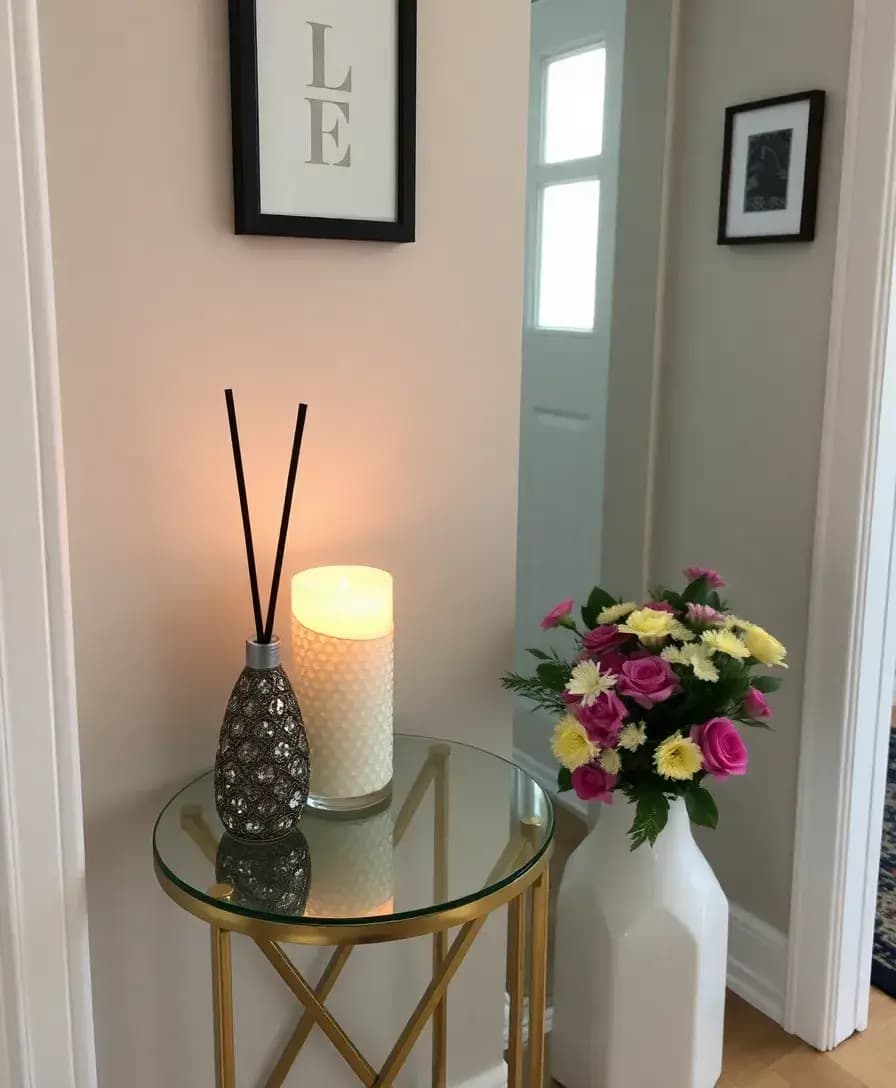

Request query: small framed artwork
[
  {"left": 717, "top": 90, "right": 825, "bottom": 245},
  {"left": 229, "top": 0, "right": 417, "bottom": 242}
]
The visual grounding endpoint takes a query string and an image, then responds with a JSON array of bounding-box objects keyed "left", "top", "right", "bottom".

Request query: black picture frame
[
  {"left": 718, "top": 90, "right": 825, "bottom": 245},
  {"left": 229, "top": 0, "right": 417, "bottom": 243}
]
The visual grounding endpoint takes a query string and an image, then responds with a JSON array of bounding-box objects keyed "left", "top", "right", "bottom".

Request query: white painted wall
[
  {"left": 652, "top": 0, "right": 854, "bottom": 933},
  {"left": 35, "top": 0, "right": 529, "bottom": 1084}
]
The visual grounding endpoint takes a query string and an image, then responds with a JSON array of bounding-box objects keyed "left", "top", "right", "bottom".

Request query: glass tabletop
[{"left": 153, "top": 734, "right": 554, "bottom": 928}]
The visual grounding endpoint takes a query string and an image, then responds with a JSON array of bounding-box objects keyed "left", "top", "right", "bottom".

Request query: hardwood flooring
[
  {"left": 716, "top": 988, "right": 896, "bottom": 1087},
  {"left": 544, "top": 807, "right": 896, "bottom": 1087}
]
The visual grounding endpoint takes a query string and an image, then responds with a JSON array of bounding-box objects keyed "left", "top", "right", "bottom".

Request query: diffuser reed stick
[
  {"left": 225, "top": 388, "right": 264, "bottom": 642},
  {"left": 262, "top": 402, "right": 308, "bottom": 644},
  {"left": 224, "top": 391, "right": 309, "bottom": 645}
]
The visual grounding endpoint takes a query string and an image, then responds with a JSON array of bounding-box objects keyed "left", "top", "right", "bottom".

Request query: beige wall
[
  {"left": 653, "top": 0, "right": 853, "bottom": 931},
  {"left": 37, "top": 0, "right": 529, "bottom": 1084}
]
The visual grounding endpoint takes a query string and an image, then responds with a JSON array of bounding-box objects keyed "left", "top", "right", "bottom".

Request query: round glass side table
[{"left": 153, "top": 733, "right": 555, "bottom": 1088}]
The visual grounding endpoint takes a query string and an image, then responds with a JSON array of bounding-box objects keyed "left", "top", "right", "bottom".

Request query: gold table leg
[
  {"left": 527, "top": 867, "right": 550, "bottom": 1088},
  {"left": 506, "top": 893, "right": 527, "bottom": 1088},
  {"left": 211, "top": 926, "right": 235, "bottom": 1088},
  {"left": 263, "top": 944, "right": 354, "bottom": 1088},
  {"left": 432, "top": 745, "right": 450, "bottom": 1088}
]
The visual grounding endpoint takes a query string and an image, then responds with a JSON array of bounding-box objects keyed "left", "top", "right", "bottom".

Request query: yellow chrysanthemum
[
  {"left": 661, "top": 645, "right": 688, "bottom": 665},
  {"left": 618, "top": 608, "right": 677, "bottom": 643},
  {"left": 599, "top": 748, "right": 622, "bottom": 774},
  {"left": 551, "top": 717, "right": 597, "bottom": 771},
  {"left": 618, "top": 722, "right": 648, "bottom": 752},
  {"left": 722, "top": 614, "right": 750, "bottom": 631},
  {"left": 669, "top": 621, "right": 697, "bottom": 642},
  {"left": 662, "top": 642, "right": 719, "bottom": 682},
  {"left": 565, "top": 659, "right": 617, "bottom": 706},
  {"left": 597, "top": 601, "right": 638, "bottom": 625},
  {"left": 654, "top": 733, "right": 703, "bottom": 781},
  {"left": 701, "top": 628, "right": 750, "bottom": 660},
  {"left": 743, "top": 624, "right": 788, "bottom": 668}
]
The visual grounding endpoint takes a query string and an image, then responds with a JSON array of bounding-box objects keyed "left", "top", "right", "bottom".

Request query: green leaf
[
  {"left": 741, "top": 717, "right": 773, "bottom": 730},
  {"left": 581, "top": 586, "right": 618, "bottom": 629},
  {"left": 685, "top": 785, "right": 719, "bottom": 829},
  {"left": 536, "top": 660, "right": 569, "bottom": 692},
  {"left": 628, "top": 788, "right": 670, "bottom": 850},
  {"left": 526, "top": 648, "right": 551, "bottom": 661},
  {"left": 557, "top": 766, "right": 573, "bottom": 793},
  {"left": 750, "top": 675, "right": 782, "bottom": 694},
  {"left": 681, "top": 575, "right": 711, "bottom": 605}
]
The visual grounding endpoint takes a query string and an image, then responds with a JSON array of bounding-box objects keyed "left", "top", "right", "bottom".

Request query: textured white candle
[{"left": 291, "top": 566, "right": 393, "bottom": 808}]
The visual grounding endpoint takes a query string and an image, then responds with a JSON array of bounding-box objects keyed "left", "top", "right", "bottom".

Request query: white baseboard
[
  {"left": 512, "top": 748, "right": 589, "bottom": 819},
  {"left": 726, "top": 903, "right": 788, "bottom": 1024},
  {"left": 502, "top": 994, "right": 554, "bottom": 1047}
]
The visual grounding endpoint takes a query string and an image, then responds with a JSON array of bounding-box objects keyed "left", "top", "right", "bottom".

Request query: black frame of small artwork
[
  {"left": 228, "top": 0, "right": 417, "bottom": 243},
  {"left": 717, "top": 90, "right": 826, "bottom": 245}
]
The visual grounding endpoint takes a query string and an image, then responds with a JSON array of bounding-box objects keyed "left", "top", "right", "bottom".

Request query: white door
[{"left": 514, "top": 0, "right": 626, "bottom": 769}]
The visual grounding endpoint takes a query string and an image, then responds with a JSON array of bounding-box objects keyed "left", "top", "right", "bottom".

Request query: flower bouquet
[{"left": 502, "top": 567, "right": 786, "bottom": 849}]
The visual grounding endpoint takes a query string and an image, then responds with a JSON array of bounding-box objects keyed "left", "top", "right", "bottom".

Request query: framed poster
[
  {"left": 717, "top": 90, "right": 825, "bottom": 245},
  {"left": 229, "top": 0, "right": 417, "bottom": 242}
]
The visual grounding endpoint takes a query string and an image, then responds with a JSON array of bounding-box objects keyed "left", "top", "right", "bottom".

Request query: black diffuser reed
[{"left": 214, "top": 392, "right": 312, "bottom": 842}]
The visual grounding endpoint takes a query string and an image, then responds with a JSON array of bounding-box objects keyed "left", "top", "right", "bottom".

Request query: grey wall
[
  {"left": 602, "top": 0, "right": 675, "bottom": 595},
  {"left": 36, "top": 0, "right": 529, "bottom": 1084},
  {"left": 652, "top": 0, "right": 853, "bottom": 932}
]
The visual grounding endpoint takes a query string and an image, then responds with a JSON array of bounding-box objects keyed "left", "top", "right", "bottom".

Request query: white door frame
[
  {"left": 785, "top": 0, "right": 896, "bottom": 1052},
  {"left": 0, "top": 0, "right": 97, "bottom": 1084}
]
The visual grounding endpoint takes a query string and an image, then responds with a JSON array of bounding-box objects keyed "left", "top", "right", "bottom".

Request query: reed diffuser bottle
[{"left": 214, "top": 391, "right": 311, "bottom": 842}]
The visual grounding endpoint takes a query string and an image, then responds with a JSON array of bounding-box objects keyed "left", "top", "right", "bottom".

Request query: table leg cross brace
[{"left": 255, "top": 916, "right": 487, "bottom": 1088}]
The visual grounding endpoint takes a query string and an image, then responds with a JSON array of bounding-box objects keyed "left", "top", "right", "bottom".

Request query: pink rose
[
  {"left": 685, "top": 603, "right": 723, "bottom": 626},
  {"left": 617, "top": 656, "right": 681, "bottom": 709},
  {"left": 582, "top": 624, "right": 626, "bottom": 658},
  {"left": 575, "top": 691, "right": 626, "bottom": 748},
  {"left": 644, "top": 601, "right": 676, "bottom": 613},
  {"left": 571, "top": 764, "right": 617, "bottom": 803},
  {"left": 690, "top": 718, "right": 748, "bottom": 779},
  {"left": 540, "top": 598, "right": 575, "bottom": 630},
  {"left": 596, "top": 651, "right": 627, "bottom": 676},
  {"left": 683, "top": 566, "right": 726, "bottom": 590},
  {"left": 743, "top": 687, "right": 772, "bottom": 720}
]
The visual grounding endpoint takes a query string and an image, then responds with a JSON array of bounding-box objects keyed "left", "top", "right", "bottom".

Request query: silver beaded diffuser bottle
[{"left": 214, "top": 637, "right": 311, "bottom": 842}]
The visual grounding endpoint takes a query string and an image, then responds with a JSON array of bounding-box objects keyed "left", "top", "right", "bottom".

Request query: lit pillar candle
[{"left": 291, "top": 566, "right": 393, "bottom": 810}]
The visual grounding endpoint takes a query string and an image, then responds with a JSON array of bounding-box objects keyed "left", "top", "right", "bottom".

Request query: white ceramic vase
[{"left": 551, "top": 797, "right": 728, "bottom": 1088}]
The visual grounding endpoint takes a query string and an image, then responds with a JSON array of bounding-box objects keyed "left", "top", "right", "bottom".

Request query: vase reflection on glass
[
  {"left": 551, "top": 798, "right": 728, "bottom": 1088},
  {"left": 215, "top": 828, "right": 311, "bottom": 915},
  {"left": 214, "top": 637, "right": 311, "bottom": 842}
]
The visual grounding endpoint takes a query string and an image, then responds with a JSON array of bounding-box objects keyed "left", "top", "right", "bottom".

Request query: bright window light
[
  {"left": 537, "top": 180, "right": 600, "bottom": 332},
  {"left": 543, "top": 46, "right": 606, "bottom": 164}
]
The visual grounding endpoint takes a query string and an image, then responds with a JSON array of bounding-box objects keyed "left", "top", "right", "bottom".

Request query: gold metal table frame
[{"left": 154, "top": 743, "right": 554, "bottom": 1088}]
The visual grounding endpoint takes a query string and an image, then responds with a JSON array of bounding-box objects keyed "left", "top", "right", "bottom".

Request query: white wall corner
[{"left": 726, "top": 903, "right": 788, "bottom": 1025}]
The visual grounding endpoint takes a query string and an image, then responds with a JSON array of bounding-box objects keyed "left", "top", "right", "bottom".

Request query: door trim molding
[
  {"left": 0, "top": 0, "right": 97, "bottom": 1083},
  {"left": 785, "top": 0, "right": 896, "bottom": 1050}
]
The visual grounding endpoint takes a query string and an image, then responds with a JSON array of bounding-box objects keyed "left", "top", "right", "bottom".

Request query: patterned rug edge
[{"left": 872, "top": 720, "right": 896, "bottom": 999}]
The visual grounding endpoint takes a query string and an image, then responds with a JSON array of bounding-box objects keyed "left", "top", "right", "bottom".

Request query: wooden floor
[
  {"left": 545, "top": 807, "right": 896, "bottom": 1087},
  {"left": 716, "top": 988, "right": 896, "bottom": 1087},
  {"left": 545, "top": 989, "right": 896, "bottom": 1086}
]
